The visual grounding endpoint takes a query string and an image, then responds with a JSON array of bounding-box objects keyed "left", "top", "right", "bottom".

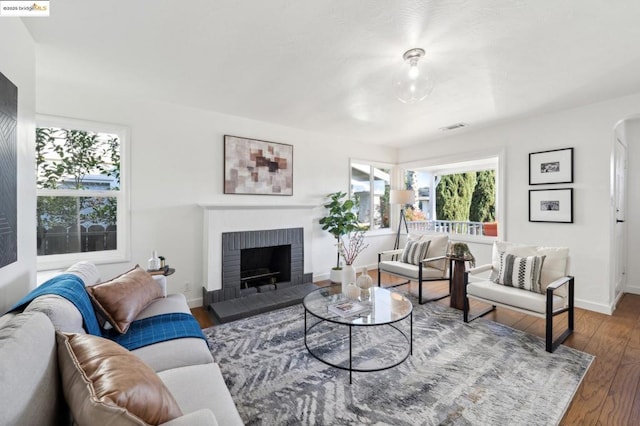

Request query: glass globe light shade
[{"left": 394, "top": 48, "right": 433, "bottom": 104}]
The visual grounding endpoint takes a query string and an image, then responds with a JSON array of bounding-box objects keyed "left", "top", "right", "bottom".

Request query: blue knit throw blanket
[
  {"left": 9, "top": 274, "right": 206, "bottom": 351},
  {"left": 9, "top": 274, "right": 102, "bottom": 335},
  {"left": 106, "top": 312, "right": 206, "bottom": 351}
]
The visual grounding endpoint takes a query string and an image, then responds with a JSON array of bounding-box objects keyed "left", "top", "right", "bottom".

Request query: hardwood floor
[
  {"left": 191, "top": 304, "right": 215, "bottom": 328},
  {"left": 191, "top": 273, "right": 640, "bottom": 425}
]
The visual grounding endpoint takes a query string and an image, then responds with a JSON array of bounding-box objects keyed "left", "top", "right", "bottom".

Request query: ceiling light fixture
[{"left": 394, "top": 48, "right": 433, "bottom": 104}]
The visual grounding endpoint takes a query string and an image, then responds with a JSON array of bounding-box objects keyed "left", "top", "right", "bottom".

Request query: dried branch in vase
[{"left": 337, "top": 231, "right": 369, "bottom": 266}]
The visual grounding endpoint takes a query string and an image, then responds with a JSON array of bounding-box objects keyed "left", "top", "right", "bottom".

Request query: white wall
[
  {"left": 34, "top": 55, "right": 640, "bottom": 313},
  {"left": 398, "top": 93, "right": 640, "bottom": 314},
  {"left": 36, "top": 81, "right": 396, "bottom": 305},
  {"left": 0, "top": 21, "right": 37, "bottom": 312}
]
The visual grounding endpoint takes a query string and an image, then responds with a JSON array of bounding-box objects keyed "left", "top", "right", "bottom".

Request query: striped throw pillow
[
  {"left": 401, "top": 240, "right": 431, "bottom": 266},
  {"left": 492, "top": 252, "right": 546, "bottom": 293}
]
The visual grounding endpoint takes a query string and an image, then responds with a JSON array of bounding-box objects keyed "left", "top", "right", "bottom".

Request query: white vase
[
  {"left": 330, "top": 268, "right": 342, "bottom": 284},
  {"left": 147, "top": 250, "right": 160, "bottom": 270},
  {"left": 341, "top": 264, "right": 357, "bottom": 295},
  {"left": 356, "top": 267, "right": 373, "bottom": 290},
  {"left": 345, "top": 283, "right": 361, "bottom": 300},
  {"left": 357, "top": 267, "right": 373, "bottom": 301}
]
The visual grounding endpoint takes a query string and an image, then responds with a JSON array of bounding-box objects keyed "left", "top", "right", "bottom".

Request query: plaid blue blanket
[
  {"left": 106, "top": 312, "right": 206, "bottom": 351},
  {"left": 9, "top": 275, "right": 204, "bottom": 351},
  {"left": 9, "top": 274, "right": 102, "bottom": 336}
]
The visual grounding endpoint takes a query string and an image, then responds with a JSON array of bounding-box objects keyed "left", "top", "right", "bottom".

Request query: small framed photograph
[
  {"left": 529, "top": 188, "right": 573, "bottom": 223},
  {"left": 529, "top": 147, "right": 573, "bottom": 185},
  {"left": 224, "top": 135, "right": 293, "bottom": 195}
]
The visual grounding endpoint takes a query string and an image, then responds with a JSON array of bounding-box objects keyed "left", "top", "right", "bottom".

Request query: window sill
[
  {"left": 448, "top": 234, "right": 498, "bottom": 245},
  {"left": 363, "top": 228, "right": 395, "bottom": 237},
  {"left": 37, "top": 250, "right": 129, "bottom": 272},
  {"left": 407, "top": 230, "right": 498, "bottom": 245}
]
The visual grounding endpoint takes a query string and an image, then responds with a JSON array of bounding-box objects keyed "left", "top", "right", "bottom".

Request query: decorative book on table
[{"left": 328, "top": 300, "right": 368, "bottom": 317}]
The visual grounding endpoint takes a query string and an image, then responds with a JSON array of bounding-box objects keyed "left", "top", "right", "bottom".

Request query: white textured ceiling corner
[{"left": 23, "top": 0, "right": 640, "bottom": 147}]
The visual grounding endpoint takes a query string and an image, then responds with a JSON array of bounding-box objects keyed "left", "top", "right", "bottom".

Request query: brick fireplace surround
[
  {"left": 200, "top": 204, "right": 317, "bottom": 323},
  {"left": 204, "top": 227, "right": 314, "bottom": 323}
]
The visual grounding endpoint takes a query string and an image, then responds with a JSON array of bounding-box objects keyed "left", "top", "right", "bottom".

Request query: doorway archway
[{"left": 611, "top": 116, "right": 639, "bottom": 308}]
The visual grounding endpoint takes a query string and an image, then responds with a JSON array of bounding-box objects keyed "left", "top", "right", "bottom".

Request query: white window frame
[
  {"left": 36, "top": 114, "right": 131, "bottom": 270},
  {"left": 400, "top": 149, "right": 505, "bottom": 244},
  {"left": 349, "top": 158, "right": 394, "bottom": 235}
]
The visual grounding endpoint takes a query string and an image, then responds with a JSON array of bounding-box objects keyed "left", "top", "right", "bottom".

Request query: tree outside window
[
  {"left": 403, "top": 164, "right": 497, "bottom": 237},
  {"left": 435, "top": 170, "right": 495, "bottom": 223},
  {"left": 36, "top": 125, "right": 121, "bottom": 256}
]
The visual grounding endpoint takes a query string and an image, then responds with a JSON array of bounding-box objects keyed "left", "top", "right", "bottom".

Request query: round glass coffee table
[{"left": 303, "top": 286, "right": 413, "bottom": 383}]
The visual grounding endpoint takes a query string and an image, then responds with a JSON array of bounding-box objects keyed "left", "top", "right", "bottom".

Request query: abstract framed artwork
[
  {"left": 224, "top": 135, "right": 293, "bottom": 195},
  {"left": 0, "top": 72, "right": 18, "bottom": 269},
  {"left": 529, "top": 147, "right": 574, "bottom": 185},
  {"left": 529, "top": 188, "right": 573, "bottom": 223}
]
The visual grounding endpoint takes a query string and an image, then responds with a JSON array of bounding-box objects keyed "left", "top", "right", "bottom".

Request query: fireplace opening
[
  {"left": 214, "top": 228, "right": 305, "bottom": 304},
  {"left": 240, "top": 244, "right": 291, "bottom": 294}
]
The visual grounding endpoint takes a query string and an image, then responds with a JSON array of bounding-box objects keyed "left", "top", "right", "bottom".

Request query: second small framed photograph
[
  {"left": 529, "top": 147, "right": 573, "bottom": 185},
  {"left": 529, "top": 188, "right": 573, "bottom": 223}
]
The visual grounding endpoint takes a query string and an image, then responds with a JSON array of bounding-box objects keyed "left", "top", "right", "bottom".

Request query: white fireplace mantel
[
  {"left": 198, "top": 203, "right": 318, "bottom": 210},
  {"left": 200, "top": 202, "right": 317, "bottom": 292}
]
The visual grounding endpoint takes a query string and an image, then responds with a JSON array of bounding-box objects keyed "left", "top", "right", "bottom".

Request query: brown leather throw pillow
[
  {"left": 87, "top": 265, "right": 162, "bottom": 334},
  {"left": 56, "top": 332, "right": 183, "bottom": 425}
]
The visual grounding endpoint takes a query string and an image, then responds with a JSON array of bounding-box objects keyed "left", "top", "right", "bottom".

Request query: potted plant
[{"left": 319, "top": 191, "right": 360, "bottom": 283}]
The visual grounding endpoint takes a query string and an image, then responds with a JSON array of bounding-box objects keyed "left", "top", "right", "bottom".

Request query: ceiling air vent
[{"left": 440, "top": 122, "right": 468, "bottom": 131}]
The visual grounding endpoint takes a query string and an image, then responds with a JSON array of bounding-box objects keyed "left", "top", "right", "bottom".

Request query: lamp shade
[{"left": 390, "top": 189, "right": 415, "bottom": 205}]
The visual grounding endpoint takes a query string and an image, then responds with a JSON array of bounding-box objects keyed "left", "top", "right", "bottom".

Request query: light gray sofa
[{"left": 0, "top": 262, "right": 243, "bottom": 426}]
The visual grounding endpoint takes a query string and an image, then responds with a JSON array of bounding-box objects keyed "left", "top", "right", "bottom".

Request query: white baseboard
[
  {"left": 194, "top": 271, "right": 619, "bottom": 316},
  {"left": 575, "top": 298, "right": 613, "bottom": 315},
  {"left": 364, "top": 263, "right": 378, "bottom": 273},
  {"left": 613, "top": 290, "right": 625, "bottom": 311},
  {"left": 187, "top": 297, "right": 204, "bottom": 309},
  {"left": 313, "top": 264, "right": 378, "bottom": 283},
  {"left": 625, "top": 284, "right": 640, "bottom": 295},
  {"left": 313, "top": 272, "right": 330, "bottom": 282}
]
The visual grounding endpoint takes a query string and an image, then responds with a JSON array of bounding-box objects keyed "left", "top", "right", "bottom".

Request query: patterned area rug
[{"left": 204, "top": 291, "right": 593, "bottom": 425}]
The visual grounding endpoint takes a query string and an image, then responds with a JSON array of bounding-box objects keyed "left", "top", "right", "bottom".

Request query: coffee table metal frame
[{"left": 303, "top": 287, "right": 413, "bottom": 384}]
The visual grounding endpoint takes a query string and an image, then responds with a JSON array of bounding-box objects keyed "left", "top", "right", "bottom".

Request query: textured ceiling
[{"left": 23, "top": 0, "right": 640, "bottom": 147}]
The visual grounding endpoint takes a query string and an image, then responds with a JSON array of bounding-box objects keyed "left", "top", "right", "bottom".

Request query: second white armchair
[{"left": 377, "top": 234, "right": 451, "bottom": 304}]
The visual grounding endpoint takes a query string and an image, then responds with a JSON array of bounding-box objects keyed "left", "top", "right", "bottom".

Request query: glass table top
[{"left": 303, "top": 285, "right": 412, "bottom": 325}]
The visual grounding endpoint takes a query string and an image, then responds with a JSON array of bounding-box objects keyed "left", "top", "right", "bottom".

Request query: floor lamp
[{"left": 390, "top": 189, "right": 416, "bottom": 251}]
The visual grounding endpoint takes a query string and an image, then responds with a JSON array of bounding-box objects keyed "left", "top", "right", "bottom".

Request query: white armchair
[
  {"left": 378, "top": 234, "right": 450, "bottom": 304},
  {"left": 464, "top": 241, "right": 574, "bottom": 352}
]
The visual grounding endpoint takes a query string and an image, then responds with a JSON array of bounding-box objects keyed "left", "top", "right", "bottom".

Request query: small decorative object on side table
[
  {"left": 148, "top": 267, "right": 175, "bottom": 276},
  {"left": 146, "top": 259, "right": 175, "bottom": 298},
  {"left": 148, "top": 263, "right": 175, "bottom": 277},
  {"left": 446, "top": 243, "right": 475, "bottom": 310},
  {"left": 148, "top": 250, "right": 161, "bottom": 270}
]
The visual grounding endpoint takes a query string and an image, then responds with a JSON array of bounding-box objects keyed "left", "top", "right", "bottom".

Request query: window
[
  {"left": 35, "top": 116, "right": 129, "bottom": 268},
  {"left": 350, "top": 160, "right": 391, "bottom": 231},
  {"left": 402, "top": 156, "right": 500, "bottom": 238}
]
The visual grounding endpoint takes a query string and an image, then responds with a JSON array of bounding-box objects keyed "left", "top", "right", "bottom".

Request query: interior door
[{"left": 614, "top": 138, "right": 628, "bottom": 300}]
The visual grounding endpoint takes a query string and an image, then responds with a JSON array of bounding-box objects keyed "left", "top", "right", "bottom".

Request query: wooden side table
[{"left": 448, "top": 257, "right": 471, "bottom": 310}]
